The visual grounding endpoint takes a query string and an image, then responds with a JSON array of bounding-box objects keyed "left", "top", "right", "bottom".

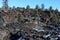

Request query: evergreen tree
[
  {"left": 26, "top": 5, "right": 30, "bottom": 9},
  {"left": 18, "top": 13, "right": 24, "bottom": 22},
  {"left": 13, "top": 6, "right": 15, "bottom": 9},
  {"left": 41, "top": 4, "right": 44, "bottom": 11},
  {"left": 55, "top": 8, "right": 58, "bottom": 13},
  {"left": 49, "top": 6, "right": 53, "bottom": 12},
  {"left": 52, "top": 14, "right": 59, "bottom": 24},
  {"left": 34, "top": 5, "right": 39, "bottom": 17}
]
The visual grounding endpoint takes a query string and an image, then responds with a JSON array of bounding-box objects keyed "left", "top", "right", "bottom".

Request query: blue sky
[{"left": 0, "top": 0, "right": 60, "bottom": 10}]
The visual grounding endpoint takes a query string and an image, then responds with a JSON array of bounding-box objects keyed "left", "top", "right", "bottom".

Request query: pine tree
[
  {"left": 49, "top": 6, "right": 53, "bottom": 12},
  {"left": 18, "top": 13, "right": 24, "bottom": 22},
  {"left": 52, "top": 14, "right": 59, "bottom": 24},
  {"left": 26, "top": 5, "right": 30, "bottom": 9},
  {"left": 41, "top": 4, "right": 44, "bottom": 11},
  {"left": 34, "top": 5, "right": 39, "bottom": 17}
]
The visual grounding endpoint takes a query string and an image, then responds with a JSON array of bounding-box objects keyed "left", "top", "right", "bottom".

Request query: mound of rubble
[
  {"left": 0, "top": 22, "right": 38, "bottom": 40},
  {"left": 0, "top": 22, "right": 60, "bottom": 40}
]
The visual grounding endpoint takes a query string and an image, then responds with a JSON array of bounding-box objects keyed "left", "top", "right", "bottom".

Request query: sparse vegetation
[
  {"left": 0, "top": 0, "right": 60, "bottom": 40},
  {"left": 18, "top": 13, "right": 24, "bottom": 22}
]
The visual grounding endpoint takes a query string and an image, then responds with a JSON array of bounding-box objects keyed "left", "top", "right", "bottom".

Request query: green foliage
[
  {"left": 49, "top": 6, "right": 53, "bottom": 11},
  {"left": 44, "top": 9, "right": 48, "bottom": 11},
  {"left": 35, "top": 5, "right": 39, "bottom": 9},
  {"left": 34, "top": 5, "right": 39, "bottom": 17},
  {"left": 55, "top": 9, "right": 58, "bottom": 12},
  {"left": 26, "top": 5, "right": 30, "bottom": 9},
  {"left": 34, "top": 10, "right": 38, "bottom": 17},
  {"left": 13, "top": 6, "right": 15, "bottom": 9},
  {"left": 52, "top": 14, "right": 59, "bottom": 24},
  {"left": 41, "top": 4, "right": 44, "bottom": 10},
  {"left": 18, "top": 13, "right": 24, "bottom": 22},
  {"left": 33, "top": 13, "right": 38, "bottom": 17}
]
